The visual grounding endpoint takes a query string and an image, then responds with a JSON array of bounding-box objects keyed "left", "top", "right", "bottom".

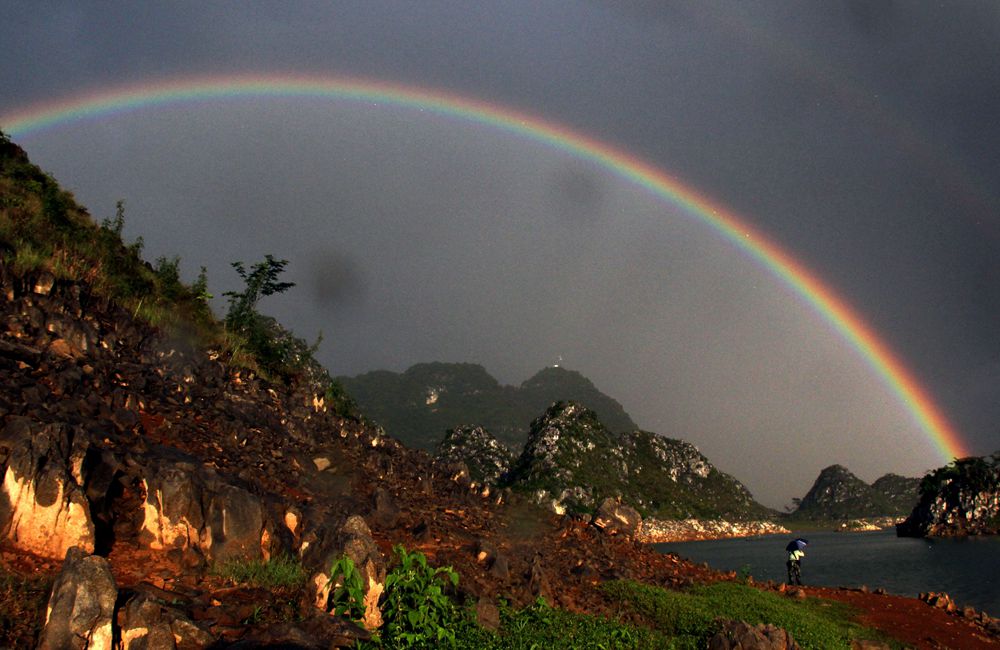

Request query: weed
[
  {"left": 213, "top": 554, "right": 306, "bottom": 590},
  {"left": 380, "top": 545, "right": 461, "bottom": 648},
  {"left": 327, "top": 555, "right": 367, "bottom": 621}
]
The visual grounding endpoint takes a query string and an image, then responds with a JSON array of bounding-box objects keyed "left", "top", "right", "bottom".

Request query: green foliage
[
  {"left": 919, "top": 454, "right": 999, "bottom": 499},
  {"left": 222, "top": 255, "right": 307, "bottom": 380},
  {"left": 213, "top": 554, "right": 306, "bottom": 589},
  {"left": 154, "top": 255, "right": 183, "bottom": 300},
  {"left": 380, "top": 545, "right": 462, "bottom": 648},
  {"left": 223, "top": 255, "right": 294, "bottom": 332},
  {"left": 601, "top": 580, "right": 891, "bottom": 649},
  {"left": 325, "top": 379, "right": 361, "bottom": 419},
  {"left": 1, "top": 136, "right": 361, "bottom": 421},
  {"left": 327, "top": 555, "right": 367, "bottom": 621}
]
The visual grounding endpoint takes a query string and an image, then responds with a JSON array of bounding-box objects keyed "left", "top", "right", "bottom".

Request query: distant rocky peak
[
  {"left": 520, "top": 367, "right": 596, "bottom": 391},
  {"left": 794, "top": 464, "right": 920, "bottom": 520},
  {"left": 521, "top": 401, "right": 611, "bottom": 463}
]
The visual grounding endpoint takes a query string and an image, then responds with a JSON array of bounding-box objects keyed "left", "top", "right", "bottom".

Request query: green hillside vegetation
[
  {"left": 338, "top": 362, "right": 637, "bottom": 452},
  {"left": 506, "top": 402, "right": 772, "bottom": 520},
  {"left": 790, "top": 464, "right": 920, "bottom": 522},
  {"left": 0, "top": 131, "right": 356, "bottom": 416}
]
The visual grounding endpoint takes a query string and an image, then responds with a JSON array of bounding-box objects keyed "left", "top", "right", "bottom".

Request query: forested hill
[{"left": 338, "top": 362, "right": 637, "bottom": 452}]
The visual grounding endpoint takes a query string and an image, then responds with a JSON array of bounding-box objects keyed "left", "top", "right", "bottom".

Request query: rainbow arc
[{"left": 0, "top": 73, "right": 970, "bottom": 462}]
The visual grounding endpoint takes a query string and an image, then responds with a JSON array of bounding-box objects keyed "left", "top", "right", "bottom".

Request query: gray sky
[{"left": 1, "top": 1, "right": 997, "bottom": 508}]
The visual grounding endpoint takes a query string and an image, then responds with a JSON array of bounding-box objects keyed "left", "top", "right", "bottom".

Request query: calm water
[{"left": 655, "top": 530, "right": 1000, "bottom": 616}]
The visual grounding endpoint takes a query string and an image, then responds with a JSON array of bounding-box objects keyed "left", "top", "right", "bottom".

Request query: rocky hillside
[
  {"left": 1, "top": 135, "right": 727, "bottom": 647},
  {"left": 505, "top": 402, "right": 773, "bottom": 520},
  {"left": 897, "top": 452, "right": 1000, "bottom": 537},
  {"left": 791, "top": 464, "right": 920, "bottom": 521},
  {"left": 434, "top": 424, "right": 514, "bottom": 485},
  {"left": 338, "top": 362, "right": 637, "bottom": 452}
]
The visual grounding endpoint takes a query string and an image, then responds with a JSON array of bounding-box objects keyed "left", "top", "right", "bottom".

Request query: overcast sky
[{"left": 1, "top": 1, "right": 997, "bottom": 508}]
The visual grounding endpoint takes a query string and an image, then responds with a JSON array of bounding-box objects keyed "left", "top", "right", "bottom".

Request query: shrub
[
  {"left": 380, "top": 545, "right": 461, "bottom": 648},
  {"left": 327, "top": 555, "right": 367, "bottom": 621}
]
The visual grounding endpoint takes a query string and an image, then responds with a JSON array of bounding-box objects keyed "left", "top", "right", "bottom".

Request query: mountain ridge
[{"left": 338, "top": 362, "right": 637, "bottom": 452}]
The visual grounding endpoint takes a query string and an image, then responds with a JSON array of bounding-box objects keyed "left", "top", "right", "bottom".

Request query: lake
[{"left": 655, "top": 529, "right": 1000, "bottom": 617}]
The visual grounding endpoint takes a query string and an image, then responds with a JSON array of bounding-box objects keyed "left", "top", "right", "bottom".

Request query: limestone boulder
[
  {"left": 301, "top": 514, "right": 386, "bottom": 611},
  {"left": 138, "top": 453, "right": 281, "bottom": 564},
  {"left": 591, "top": 496, "right": 642, "bottom": 538},
  {"left": 38, "top": 547, "right": 117, "bottom": 650},
  {"left": 709, "top": 620, "right": 799, "bottom": 650},
  {"left": 118, "top": 591, "right": 215, "bottom": 650},
  {"left": 0, "top": 418, "right": 95, "bottom": 558}
]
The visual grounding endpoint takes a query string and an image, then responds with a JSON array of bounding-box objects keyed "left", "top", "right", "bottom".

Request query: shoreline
[
  {"left": 638, "top": 518, "right": 790, "bottom": 544},
  {"left": 639, "top": 516, "right": 907, "bottom": 544}
]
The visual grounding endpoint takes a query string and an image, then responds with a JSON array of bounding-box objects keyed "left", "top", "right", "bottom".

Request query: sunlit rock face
[
  {"left": 504, "top": 402, "right": 771, "bottom": 520},
  {"left": 898, "top": 452, "right": 1000, "bottom": 537},
  {"left": 0, "top": 419, "right": 96, "bottom": 558},
  {"left": 792, "top": 465, "right": 920, "bottom": 521},
  {"left": 38, "top": 548, "right": 117, "bottom": 650},
  {"left": 435, "top": 424, "right": 514, "bottom": 485}
]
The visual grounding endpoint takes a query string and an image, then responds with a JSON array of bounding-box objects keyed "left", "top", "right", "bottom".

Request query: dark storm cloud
[
  {"left": 2, "top": 1, "right": 998, "bottom": 507},
  {"left": 308, "top": 251, "right": 366, "bottom": 308},
  {"left": 544, "top": 163, "right": 608, "bottom": 225}
]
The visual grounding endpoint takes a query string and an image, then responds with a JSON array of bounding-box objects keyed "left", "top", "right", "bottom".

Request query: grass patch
[
  {"left": 451, "top": 598, "right": 673, "bottom": 650},
  {"left": 0, "top": 568, "right": 52, "bottom": 648},
  {"left": 602, "top": 580, "right": 894, "bottom": 649},
  {"left": 212, "top": 554, "right": 306, "bottom": 589}
]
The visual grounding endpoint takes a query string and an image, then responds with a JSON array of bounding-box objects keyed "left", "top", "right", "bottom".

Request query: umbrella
[{"left": 785, "top": 538, "right": 808, "bottom": 552}]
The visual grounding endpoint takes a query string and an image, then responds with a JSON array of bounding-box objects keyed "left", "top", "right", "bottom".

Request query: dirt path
[{"left": 805, "top": 586, "right": 999, "bottom": 649}]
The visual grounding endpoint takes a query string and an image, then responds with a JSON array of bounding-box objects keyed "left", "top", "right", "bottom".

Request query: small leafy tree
[
  {"left": 222, "top": 255, "right": 297, "bottom": 375},
  {"left": 223, "top": 255, "right": 294, "bottom": 333}
]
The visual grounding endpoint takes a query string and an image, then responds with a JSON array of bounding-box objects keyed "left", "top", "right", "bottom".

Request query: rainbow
[{"left": 0, "top": 73, "right": 970, "bottom": 462}]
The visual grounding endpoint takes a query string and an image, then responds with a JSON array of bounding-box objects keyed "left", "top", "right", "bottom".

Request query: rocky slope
[
  {"left": 0, "top": 133, "right": 737, "bottom": 647},
  {"left": 897, "top": 452, "right": 1000, "bottom": 537},
  {"left": 338, "top": 362, "right": 637, "bottom": 452},
  {"left": 0, "top": 221, "right": 725, "bottom": 647},
  {"left": 434, "top": 424, "right": 514, "bottom": 486},
  {"left": 505, "top": 401, "right": 774, "bottom": 521},
  {"left": 791, "top": 464, "right": 920, "bottom": 521}
]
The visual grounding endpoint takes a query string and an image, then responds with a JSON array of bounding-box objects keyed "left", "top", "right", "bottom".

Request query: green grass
[
  {"left": 451, "top": 598, "right": 673, "bottom": 650},
  {"left": 212, "top": 554, "right": 306, "bottom": 589},
  {"left": 601, "top": 580, "right": 895, "bottom": 649}
]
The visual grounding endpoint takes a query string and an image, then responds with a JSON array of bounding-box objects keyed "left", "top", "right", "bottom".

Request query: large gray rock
[
  {"left": 38, "top": 547, "right": 117, "bottom": 650},
  {"left": 0, "top": 418, "right": 95, "bottom": 558},
  {"left": 591, "top": 496, "right": 642, "bottom": 537},
  {"left": 138, "top": 454, "right": 281, "bottom": 563},
  {"left": 302, "top": 514, "right": 386, "bottom": 611},
  {"left": 708, "top": 620, "right": 799, "bottom": 649},
  {"left": 118, "top": 591, "right": 215, "bottom": 650}
]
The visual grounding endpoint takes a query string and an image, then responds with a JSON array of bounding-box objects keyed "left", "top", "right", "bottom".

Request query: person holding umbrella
[{"left": 786, "top": 538, "right": 808, "bottom": 585}]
